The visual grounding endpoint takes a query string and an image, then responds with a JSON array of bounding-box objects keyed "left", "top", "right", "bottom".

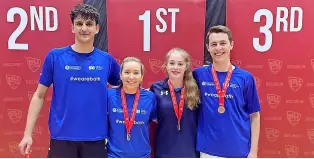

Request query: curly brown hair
[{"left": 69, "top": 4, "right": 100, "bottom": 24}]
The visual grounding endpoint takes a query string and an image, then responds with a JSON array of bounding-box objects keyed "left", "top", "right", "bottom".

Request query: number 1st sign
[{"left": 107, "top": 0, "right": 205, "bottom": 88}]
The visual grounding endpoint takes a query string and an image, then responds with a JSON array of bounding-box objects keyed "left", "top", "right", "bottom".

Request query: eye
[
  {"left": 86, "top": 22, "right": 93, "bottom": 26},
  {"left": 76, "top": 22, "right": 83, "bottom": 26},
  {"left": 178, "top": 63, "right": 184, "bottom": 66}
]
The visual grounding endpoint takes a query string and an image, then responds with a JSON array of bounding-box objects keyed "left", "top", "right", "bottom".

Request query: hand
[
  {"left": 247, "top": 151, "right": 257, "bottom": 158},
  {"left": 18, "top": 135, "right": 33, "bottom": 155}
]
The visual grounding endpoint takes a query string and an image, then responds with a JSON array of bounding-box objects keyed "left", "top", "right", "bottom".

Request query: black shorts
[{"left": 47, "top": 139, "right": 107, "bottom": 158}]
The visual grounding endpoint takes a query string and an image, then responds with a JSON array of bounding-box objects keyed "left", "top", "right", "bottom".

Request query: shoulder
[
  {"left": 193, "top": 65, "right": 210, "bottom": 74},
  {"left": 108, "top": 88, "right": 120, "bottom": 96},
  {"left": 233, "top": 66, "right": 254, "bottom": 80},
  {"left": 47, "top": 46, "right": 70, "bottom": 58},
  {"left": 94, "top": 48, "right": 115, "bottom": 60},
  {"left": 141, "top": 88, "right": 156, "bottom": 99},
  {"left": 150, "top": 79, "right": 167, "bottom": 92}
]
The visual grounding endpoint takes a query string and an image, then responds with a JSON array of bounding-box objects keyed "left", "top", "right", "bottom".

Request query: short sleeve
[
  {"left": 192, "top": 70, "right": 200, "bottom": 87},
  {"left": 245, "top": 75, "right": 261, "bottom": 114},
  {"left": 108, "top": 56, "right": 121, "bottom": 86},
  {"left": 39, "top": 50, "right": 54, "bottom": 87}
]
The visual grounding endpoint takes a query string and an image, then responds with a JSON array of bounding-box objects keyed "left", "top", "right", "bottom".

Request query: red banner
[
  {"left": 227, "top": 0, "right": 314, "bottom": 157},
  {"left": 0, "top": 0, "right": 80, "bottom": 157},
  {"left": 106, "top": 0, "right": 205, "bottom": 88}
]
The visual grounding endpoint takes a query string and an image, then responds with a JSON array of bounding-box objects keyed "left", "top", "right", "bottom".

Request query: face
[
  {"left": 207, "top": 33, "right": 234, "bottom": 63},
  {"left": 120, "top": 61, "right": 143, "bottom": 90},
  {"left": 72, "top": 17, "right": 99, "bottom": 43},
  {"left": 166, "top": 52, "right": 187, "bottom": 80}
]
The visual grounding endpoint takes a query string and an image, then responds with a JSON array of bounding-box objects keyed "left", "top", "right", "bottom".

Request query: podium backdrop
[
  {"left": 0, "top": 0, "right": 313, "bottom": 157},
  {"left": 227, "top": 0, "right": 314, "bottom": 157}
]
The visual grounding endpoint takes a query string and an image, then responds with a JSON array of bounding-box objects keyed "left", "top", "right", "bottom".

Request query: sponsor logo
[
  {"left": 26, "top": 57, "right": 41, "bottom": 72},
  {"left": 3, "top": 97, "right": 23, "bottom": 102},
  {"left": 230, "top": 59, "right": 242, "bottom": 67},
  {"left": 149, "top": 59, "right": 163, "bottom": 74},
  {"left": 266, "top": 81, "right": 284, "bottom": 87},
  {"left": 28, "top": 92, "right": 35, "bottom": 101},
  {"left": 306, "top": 117, "right": 314, "bottom": 122},
  {"left": 304, "top": 151, "right": 314, "bottom": 156},
  {"left": 191, "top": 59, "right": 202, "bottom": 70},
  {"left": 285, "top": 145, "right": 299, "bottom": 158},
  {"left": 160, "top": 90, "right": 168, "bottom": 95},
  {"left": 264, "top": 116, "right": 282, "bottom": 121},
  {"left": 267, "top": 94, "right": 281, "bottom": 109},
  {"left": 88, "top": 65, "right": 103, "bottom": 70},
  {"left": 25, "top": 80, "right": 38, "bottom": 85},
  {"left": 202, "top": 81, "right": 215, "bottom": 86},
  {"left": 287, "top": 111, "right": 301, "bottom": 126},
  {"left": 65, "top": 65, "right": 81, "bottom": 70},
  {"left": 33, "top": 126, "right": 43, "bottom": 139},
  {"left": 288, "top": 77, "right": 303, "bottom": 92},
  {"left": 4, "top": 131, "right": 23, "bottom": 136},
  {"left": 286, "top": 100, "right": 304, "bottom": 104},
  {"left": 309, "top": 94, "right": 314, "bottom": 109},
  {"left": 307, "top": 83, "right": 314, "bottom": 87},
  {"left": 307, "top": 129, "right": 314, "bottom": 144},
  {"left": 287, "top": 65, "right": 306, "bottom": 69},
  {"left": 265, "top": 128, "right": 279, "bottom": 143},
  {"left": 112, "top": 108, "right": 146, "bottom": 114},
  {"left": 284, "top": 134, "right": 302, "bottom": 138},
  {"left": 245, "top": 64, "right": 264, "bottom": 69},
  {"left": 254, "top": 77, "right": 261, "bottom": 89},
  {"left": 6, "top": 74, "right": 21, "bottom": 89},
  {"left": 8, "top": 142, "right": 19, "bottom": 156},
  {"left": 7, "top": 109, "right": 22, "bottom": 123},
  {"left": 2, "top": 63, "right": 22, "bottom": 67},
  {"left": 262, "top": 150, "right": 281, "bottom": 155},
  {"left": 268, "top": 59, "right": 282, "bottom": 74}
]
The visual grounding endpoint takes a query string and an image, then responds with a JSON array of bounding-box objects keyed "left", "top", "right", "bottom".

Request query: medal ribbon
[
  {"left": 168, "top": 80, "right": 185, "bottom": 130},
  {"left": 211, "top": 65, "right": 233, "bottom": 107},
  {"left": 121, "top": 88, "right": 140, "bottom": 140}
]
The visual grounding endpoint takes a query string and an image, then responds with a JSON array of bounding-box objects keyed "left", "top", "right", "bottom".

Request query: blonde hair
[
  {"left": 163, "top": 48, "right": 200, "bottom": 110},
  {"left": 120, "top": 57, "right": 145, "bottom": 87}
]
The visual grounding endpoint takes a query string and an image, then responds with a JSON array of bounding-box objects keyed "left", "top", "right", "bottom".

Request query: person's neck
[
  {"left": 122, "top": 86, "right": 138, "bottom": 94},
  {"left": 212, "top": 61, "right": 232, "bottom": 72},
  {"left": 169, "top": 78, "right": 183, "bottom": 88},
  {"left": 72, "top": 42, "right": 94, "bottom": 53}
]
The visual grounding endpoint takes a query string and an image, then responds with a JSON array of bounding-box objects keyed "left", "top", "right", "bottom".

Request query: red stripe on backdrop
[
  {"left": 227, "top": 0, "right": 314, "bottom": 157},
  {"left": 0, "top": 0, "right": 82, "bottom": 157}
]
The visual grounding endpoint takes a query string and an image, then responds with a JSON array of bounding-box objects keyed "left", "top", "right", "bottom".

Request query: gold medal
[{"left": 218, "top": 106, "right": 225, "bottom": 114}]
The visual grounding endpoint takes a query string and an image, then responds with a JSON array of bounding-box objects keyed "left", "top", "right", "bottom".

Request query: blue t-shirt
[
  {"left": 149, "top": 79, "right": 199, "bottom": 158},
  {"left": 39, "top": 46, "right": 120, "bottom": 141},
  {"left": 107, "top": 88, "right": 157, "bottom": 158},
  {"left": 193, "top": 65, "right": 261, "bottom": 158}
]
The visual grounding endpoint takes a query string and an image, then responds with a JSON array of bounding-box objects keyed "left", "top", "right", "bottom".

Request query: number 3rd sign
[{"left": 107, "top": 0, "right": 206, "bottom": 87}]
